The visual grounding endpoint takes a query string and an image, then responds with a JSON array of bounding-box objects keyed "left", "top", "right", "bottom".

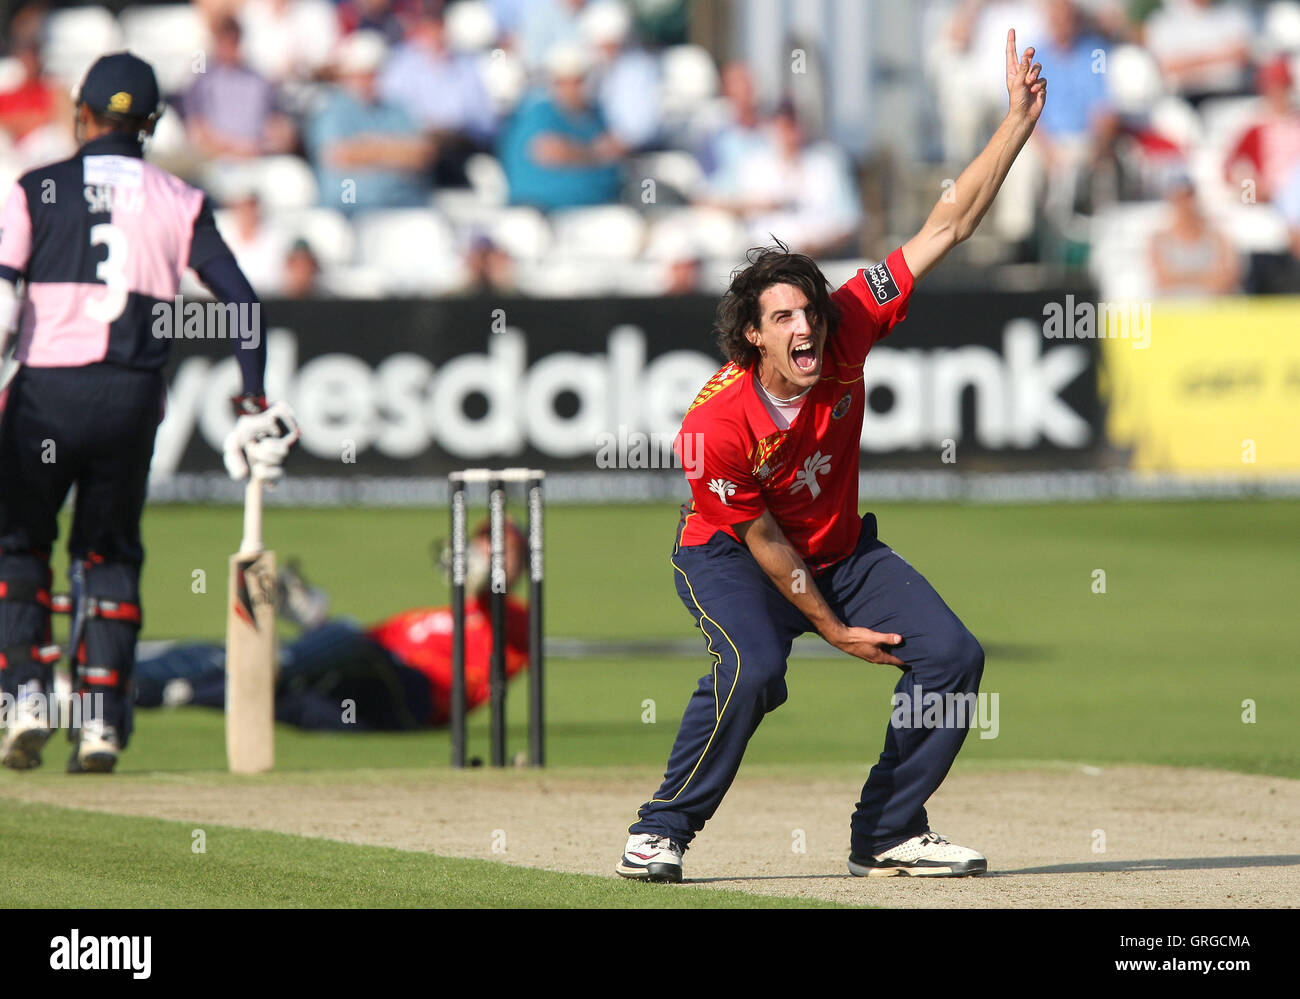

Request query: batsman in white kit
[{"left": 0, "top": 52, "right": 297, "bottom": 772}]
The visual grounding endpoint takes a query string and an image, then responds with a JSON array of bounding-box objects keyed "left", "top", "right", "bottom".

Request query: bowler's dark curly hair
[{"left": 714, "top": 241, "right": 840, "bottom": 368}]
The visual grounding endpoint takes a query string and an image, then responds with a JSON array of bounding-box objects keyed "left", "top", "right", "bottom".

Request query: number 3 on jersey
[{"left": 86, "top": 223, "right": 128, "bottom": 322}]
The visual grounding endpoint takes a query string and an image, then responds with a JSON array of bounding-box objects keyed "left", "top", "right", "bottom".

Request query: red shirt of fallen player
[
  {"left": 675, "top": 248, "right": 914, "bottom": 570},
  {"left": 369, "top": 521, "right": 530, "bottom": 725}
]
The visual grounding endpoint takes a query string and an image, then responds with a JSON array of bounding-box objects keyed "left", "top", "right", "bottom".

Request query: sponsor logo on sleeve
[
  {"left": 861, "top": 261, "right": 900, "bottom": 306},
  {"left": 707, "top": 478, "right": 737, "bottom": 505}
]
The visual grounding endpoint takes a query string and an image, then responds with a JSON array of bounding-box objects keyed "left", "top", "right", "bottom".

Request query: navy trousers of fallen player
[
  {"left": 630, "top": 513, "right": 984, "bottom": 857},
  {"left": 134, "top": 620, "right": 435, "bottom": 731},
  {"left": 0, "top": 364, "right": 162, "bottom": 743}
]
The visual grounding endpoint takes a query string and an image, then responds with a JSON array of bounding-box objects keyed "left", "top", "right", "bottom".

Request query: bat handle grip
[{"left": 240, "top": 474, "right": 264, "bottom": 555}]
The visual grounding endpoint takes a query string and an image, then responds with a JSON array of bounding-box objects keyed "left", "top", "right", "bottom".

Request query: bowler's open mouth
[{"left": 792, "top": 341, "right": 818, "bottom": 373}]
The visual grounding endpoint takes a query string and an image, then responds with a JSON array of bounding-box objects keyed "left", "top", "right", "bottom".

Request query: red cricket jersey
[
  {"left": 674, "top": 247, "right": 915, "bottom": 570},
  {"left": 368, "top": 595, "right": 529, "bottom": 725}
]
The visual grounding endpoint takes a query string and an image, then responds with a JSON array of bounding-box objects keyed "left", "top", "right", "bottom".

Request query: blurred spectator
[
  {"left": 379, "top": 6, "right": 496, "bottom": 184},
  {"left": 1148, "top": 173, "right": 1240, "bottom": 296},
  {"left": 304, "top": 31, "right": 436, "bottom": 214},
  {"left": 519, "top": 0, "right": 587, "bottom": 71},
  {"left": 184, "top": 17, "right": 296, "bottom": 160},
  {"left": 283, "top": 238, "right": 327, "bottom": 298},
  {"left": 240, "top": 0, "right": 340, "bottom": 85},
  {"left": 462, "top": 234, "right": 517, "bottom": 294},
  {"left": 0, "top": 41, "right": 55, "bottom": 145},
  {"left": 701, "top": 100, "right": 861, "bottom": 257},
  {"left": 1144, "top": 0, "right": 1252, "bottom": 107},
  {"left": 498, "top": 43, "right": 623, "bottom": 210},
  {"left": 0, "top": 37, "right": 74, "bottom": 174},
  {"left": 580, "top": 0, "right": 661, "bottom": 152},
  {"left": 221, "top": 191, "right": 290, "bottom": 295},
  {"left": 337, "top": 0, "right": 414, "bottom": 46},
  {"left": 695, "top": 61, "right": 766, "bottom": 176},
  {"left": 936, "top": 0, "right": 1046, "bottom": 162},
  {"left": 1034, "top": 0, "right": 1120, "bottom": 218},
  {"left": 1224, "top": 57, "right": 1300, "bottom": 206},
  {"left": 662, "top": 254, "right": 704, "bottom": 295}
]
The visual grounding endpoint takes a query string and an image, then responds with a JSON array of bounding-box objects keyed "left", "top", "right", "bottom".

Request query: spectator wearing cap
[
  {"left": 580, "top": 0, "right": 661, "bottom": 152},
  {"left": 304, "top": 31, "right": 436, "bottom": 214},
  {"left": 700, "top": 99, "right": 861, "bottom": 258},
  {"left": 283, "top": 238, "right": 327, "bottom": 297},
  {"left": 1148, "top": 173, "right": 1240, "bottom": 297},
  {"left": 379, "top": 7, "right": 497, "bottom": 185},
  {"left": 497, "top": 43, "right": 623, "bottom": 211},
  {"left": 1144, "top": 0, "right": 1253, "bottom": 107},
  {"left": 1224, "top": 57, "right": 1300, "bottom": 206},
  {"left": 184, "top": 16, "right": 296, "bottom": 160}
]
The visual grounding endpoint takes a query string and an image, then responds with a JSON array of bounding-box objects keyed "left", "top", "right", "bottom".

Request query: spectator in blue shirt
[
  {"left": 498, "top": 43, "right": 623, "bottom": 211},
  {"left": 1035, "top": 0, "right": 1120, "bottom": 219},
  {"left": 304, "top": 31, "right": 436, "bottom": 214},
  {"left": 185, "top": 16, "right": 295, "bottom": 160},
  {"left": 380, "top": 7, "right": 496, "bottom": 185}
]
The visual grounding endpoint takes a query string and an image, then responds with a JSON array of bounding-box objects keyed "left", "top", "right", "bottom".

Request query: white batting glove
[{"left": 223, "top": 398, "right": 301, "bottom": 483}]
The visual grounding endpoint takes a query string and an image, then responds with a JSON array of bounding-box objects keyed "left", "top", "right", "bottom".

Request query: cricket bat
[{"left": 225, "top": 473, "right": 276, "bottom": 774}]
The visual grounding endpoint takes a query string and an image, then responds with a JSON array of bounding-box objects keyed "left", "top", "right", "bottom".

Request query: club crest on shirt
[
  {"left": 831, "top": 392, "right": 852, "bottom": 419},
  {"left": 860, "top": 260, "right": 900, "bottom": 305}
]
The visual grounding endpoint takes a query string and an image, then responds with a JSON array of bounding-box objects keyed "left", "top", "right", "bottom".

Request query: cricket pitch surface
[{"left": 2, "top": 764, "right": 1296, "bottom": 908}]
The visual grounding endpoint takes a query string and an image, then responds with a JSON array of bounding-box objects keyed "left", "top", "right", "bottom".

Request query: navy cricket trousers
[{"left": 630, "top": 512, "right": 985, "bottom": 858}]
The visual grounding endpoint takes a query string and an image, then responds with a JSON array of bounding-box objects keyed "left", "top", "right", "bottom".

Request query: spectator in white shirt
[{"left": 1144, "top": 0, "right": 1253, "bottom": 107}]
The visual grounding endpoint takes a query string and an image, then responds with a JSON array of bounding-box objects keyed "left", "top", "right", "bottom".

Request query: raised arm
[{"left": 901, "top": 28, "right": 1046, "bottom": 282}]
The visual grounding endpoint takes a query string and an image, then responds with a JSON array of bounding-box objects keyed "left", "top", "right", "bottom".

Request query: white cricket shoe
[
  {"left": 616, "top": 833, "right": 684, "bottom": 883},
  {"left": 72, "top": 718, "right": 120, "bottom": 773},
  {"left": 1, "top": 687, "right": 53, "bottom": 770},
  {"left": 848, "top": 832, "right": 987, "bottom": 878}
]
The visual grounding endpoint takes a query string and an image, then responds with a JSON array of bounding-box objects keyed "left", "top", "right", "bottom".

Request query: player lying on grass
[
  {"left": 617, "top": 30, "right": 1046, "bottom": 882},
  {"left": 133, "top": 521, "right": 529, "bottom": 731}
]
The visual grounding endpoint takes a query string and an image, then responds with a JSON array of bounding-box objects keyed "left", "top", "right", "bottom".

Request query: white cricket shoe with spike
[
  {"left": 616, "top": 833, "right": 684, "bottom": 883},
  {"left": 848, "top": 831, "right": 987, "bottom": 877}
]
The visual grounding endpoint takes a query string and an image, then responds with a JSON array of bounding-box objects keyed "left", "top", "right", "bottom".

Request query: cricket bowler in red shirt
[{"left": 618, "top": 31, "right": 1047, "bottom": 882}]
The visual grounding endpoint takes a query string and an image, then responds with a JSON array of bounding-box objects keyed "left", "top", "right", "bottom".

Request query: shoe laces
[
  {"left": 642, "top": 834, "right": 681, "bottom": 855},
  {"left": 919, "top": 832, "right": 949, "bottom": 846}
]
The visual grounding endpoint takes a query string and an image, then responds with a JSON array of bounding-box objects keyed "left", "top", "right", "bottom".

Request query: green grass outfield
[{"left": 3, "top": 499, "right": 1295, "bottom": 906}]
